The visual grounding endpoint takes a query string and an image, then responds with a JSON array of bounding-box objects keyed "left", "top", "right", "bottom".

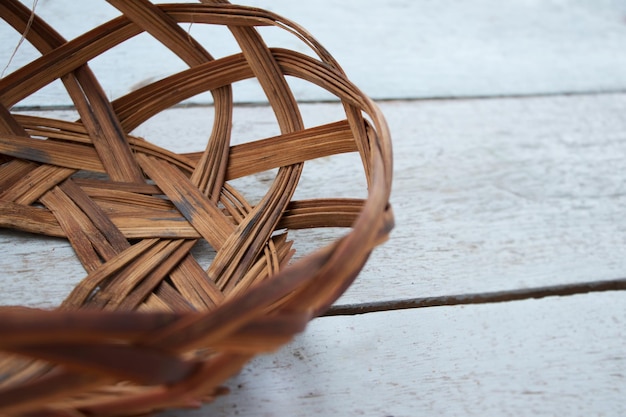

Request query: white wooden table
[{"left": 1, "top": 1, "right": 625, "bottom": 416}]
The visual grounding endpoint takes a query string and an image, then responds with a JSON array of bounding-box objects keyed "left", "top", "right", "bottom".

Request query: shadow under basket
[{"left": 0, "top": 1, "right": 393, "bottom": 416}]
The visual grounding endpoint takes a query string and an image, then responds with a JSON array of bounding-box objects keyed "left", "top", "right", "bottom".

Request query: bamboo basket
[{"left": 0, "top": 1, "right": 393, "bottom": 416}]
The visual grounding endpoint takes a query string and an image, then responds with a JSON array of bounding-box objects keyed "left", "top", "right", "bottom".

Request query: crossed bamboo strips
[{"left": 0, "top": 1, "right": 393, "bottom": 416}]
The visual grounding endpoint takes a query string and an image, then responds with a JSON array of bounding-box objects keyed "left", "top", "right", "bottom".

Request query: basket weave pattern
[{"left": 0, "top": 1, "right": 393, "bottom": 416}]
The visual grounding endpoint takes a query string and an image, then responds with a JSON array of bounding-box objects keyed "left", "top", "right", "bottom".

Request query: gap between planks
[
  {"left": 10, "top": 88, "right": 626, "bottom": 113},
  {"left": 324, "top": 277, "right": 626, "bottom": 316}
]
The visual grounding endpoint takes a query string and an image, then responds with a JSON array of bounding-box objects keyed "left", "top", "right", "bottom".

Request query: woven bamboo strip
[
  {"left": 0, "top": 134, "right": 104, "bottom": 172},
  {"left": 0, "top": 164, "right": 74, "bottom": 205},
  {"left": 0, "top": 200, "right": 64, "bottom": 236}
]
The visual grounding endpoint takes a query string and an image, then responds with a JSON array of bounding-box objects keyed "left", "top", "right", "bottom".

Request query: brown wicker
[{"left": 0, "top": 1, "right": 393, "bottom": 416}]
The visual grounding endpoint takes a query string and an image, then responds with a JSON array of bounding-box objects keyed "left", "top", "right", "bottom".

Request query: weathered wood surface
[
  {"left": 3, "top": 0, "right": 626, "bottom": 106},
  {"left": 355, "top": 93, "right": 626, "bottom": 305},
  {"left": 162, "top": 292, "right": 626, "bottom": 417}
]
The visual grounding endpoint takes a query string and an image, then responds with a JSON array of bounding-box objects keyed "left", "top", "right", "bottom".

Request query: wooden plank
[
  {"left": 159, "top": 291, "right": 626, "bottom": 417},
  {"left": 3, "top": 0, "right": 626, "bottom": 107},
  {"left": 351, "top": 93, "right": 626, "bottom": 304},
  {"left": 244, "top": 0, "right": 626, "bottom": 100},
  {"left": 2, "top": 93, "right": 626, "bottom": 308}
]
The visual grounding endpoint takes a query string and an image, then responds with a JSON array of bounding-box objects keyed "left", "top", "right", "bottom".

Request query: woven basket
[{"left": 0, "top": 1, "right": 393, "bottom": 416}]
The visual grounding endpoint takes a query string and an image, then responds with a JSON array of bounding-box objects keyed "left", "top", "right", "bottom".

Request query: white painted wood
[
  {"left": 3, "top": 0, "right": 626, "bottom": 107},
  {"left": 159, "top": 292, "right": 626, "bottom": 417},
  {"left": 345, "top": 93, "right": 626, "bottom": 305},
  {"left": 3, "top": 93, "right": 626, "bottom": 308},
  {"left": 244, "top": 0, "right": 626, "bottom": 100}
]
